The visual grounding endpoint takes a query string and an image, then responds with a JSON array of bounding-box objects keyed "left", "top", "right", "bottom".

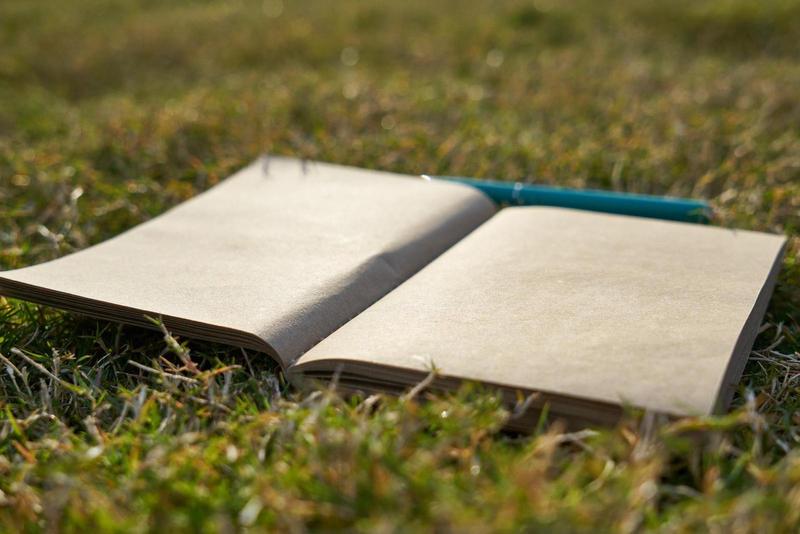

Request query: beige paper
[
  {"left": 294, "top": 207, "right": 786, "bottom": 420},
  {"left": 0, "top": 157, "right": 496, "bottom": 366}
]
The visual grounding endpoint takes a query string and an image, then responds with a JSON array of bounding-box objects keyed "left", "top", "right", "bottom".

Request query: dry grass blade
[
  {"left": 126, "top": 360, "right": 199, "bottom": 385},
  {"left": 10, "top": 348, "right": 91, "bottom": 398}
]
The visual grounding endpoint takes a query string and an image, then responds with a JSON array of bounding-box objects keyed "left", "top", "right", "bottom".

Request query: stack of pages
[{"left": 0, "top": 157, "right": 786, "bottom": 427}]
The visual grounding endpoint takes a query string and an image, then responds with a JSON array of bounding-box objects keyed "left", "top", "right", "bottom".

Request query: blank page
[
  {"left": 0, "top": 157, "right": 496, "bottom": 367},
  {"left": 295, "top": 207, "right": 786, "bottom": 418}
]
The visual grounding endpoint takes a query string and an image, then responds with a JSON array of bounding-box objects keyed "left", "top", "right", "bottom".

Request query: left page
[{"left": 0, "top": 156, "right": 496, "bottom": 368}]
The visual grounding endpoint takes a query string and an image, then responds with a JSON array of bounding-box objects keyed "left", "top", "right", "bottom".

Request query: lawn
[{"left": 1, "top": 0, "right": 799, "bottom": 531}]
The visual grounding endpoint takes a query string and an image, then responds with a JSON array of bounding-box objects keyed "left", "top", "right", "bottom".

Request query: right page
[{"left": 293, "top": 207, "right": 786, "bottom": 424}]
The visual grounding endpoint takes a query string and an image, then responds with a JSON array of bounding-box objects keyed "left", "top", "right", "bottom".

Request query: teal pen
[{"left": 428, "top": 176, "right": 711, "bottom": 224}]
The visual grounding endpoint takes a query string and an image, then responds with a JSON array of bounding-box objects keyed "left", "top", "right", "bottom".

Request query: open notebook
[{"left": 0, "top": 157, "right": 786, "bottom": 427}]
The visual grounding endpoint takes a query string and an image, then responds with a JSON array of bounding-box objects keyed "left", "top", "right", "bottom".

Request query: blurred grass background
[{"left": 1, "top": 0, "right": 799, "bottom": 531}]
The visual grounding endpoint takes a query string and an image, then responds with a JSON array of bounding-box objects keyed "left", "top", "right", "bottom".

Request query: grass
[{"left": 0, "top": 0, "right": 799, "bottom": 530}]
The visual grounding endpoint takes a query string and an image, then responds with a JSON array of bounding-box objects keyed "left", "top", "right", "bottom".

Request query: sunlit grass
[{"left": 0, "top": 0, "right": 799, "bottom": 531}]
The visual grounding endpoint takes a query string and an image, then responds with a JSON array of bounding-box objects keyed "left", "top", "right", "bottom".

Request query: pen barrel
[{"left": 436, "top": 177, "right": 710, "bottom": 223}]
